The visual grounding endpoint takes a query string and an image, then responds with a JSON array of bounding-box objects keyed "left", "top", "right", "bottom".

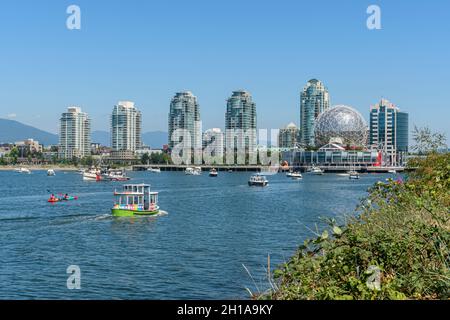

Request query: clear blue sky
[{"left": 0, "top": 0, "right": 449, "bottom": 140}]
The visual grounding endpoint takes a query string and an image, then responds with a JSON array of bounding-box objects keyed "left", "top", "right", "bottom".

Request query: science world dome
[{"left": 314, "top": 105, "right": 368, "bottom": 147}]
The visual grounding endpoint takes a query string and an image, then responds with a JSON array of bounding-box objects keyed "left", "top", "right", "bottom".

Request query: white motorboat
[
  {"left": 349, "top": 171, "right": 360, "bottom": 180},
  {"left": 83, "top": 168, "right": 101, "bottom": 181},
  {"left": 248, "top": 174, "right": 268, "bottom": 187},
  {"left": 286, "top": 171, "right": 302, "bottom": 179},
  {"left": 47, "top": 169, "right": 56, "bottom": 176},
  {"left": 17, "top": 168, "right": 31, "bottom": 174},
  {"left": 105, "top": 169, "right": 130, "bottom": 181},
  {"left": 148, "top": 167, "right": 161, "bottom": 173},
  {"left": 310, "top": 166, "right": 324, "bottom": 175},
  {"left": 209, "top": 168, "right": 218, "bottom": 177},
  {"left": 388, "top": 169, "right": 397, "bottom": 174},
  {"left": 185, "top": 167, "right": 201, "bottom": 175}
]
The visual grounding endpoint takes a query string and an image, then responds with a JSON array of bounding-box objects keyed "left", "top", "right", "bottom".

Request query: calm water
[{"left": 0, "top": 170, "right": 390, "bottom": 299}]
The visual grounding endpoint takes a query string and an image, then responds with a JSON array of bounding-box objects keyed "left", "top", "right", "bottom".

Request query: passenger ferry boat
[
  {"left": 111, "top": 184, "right": 160, "bottom": 217},
  {"left": 248, "top": 174, "right": 269, "bottom": 187}
]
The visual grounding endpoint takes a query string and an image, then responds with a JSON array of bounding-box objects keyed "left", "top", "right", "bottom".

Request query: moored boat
[
  {"left": 148, "top": 167, "right": 161, "bottom": 173},
  {"left": 112, "top": 184, "right": 160, "bottom": 217},
  {"left": 209, "top": 168, "right": 218, "bottom": 177},
  {"left": 47, "top": 169, "right": 56, "bottom": 176}
]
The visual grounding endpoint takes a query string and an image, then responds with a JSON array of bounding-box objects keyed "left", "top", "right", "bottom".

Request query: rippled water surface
[{"left": 0, "top": 170, "right": 391, "bottom": 299}]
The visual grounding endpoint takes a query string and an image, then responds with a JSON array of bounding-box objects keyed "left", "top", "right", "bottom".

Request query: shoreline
[{"left": 0, "top": 166, "right": 80, "bottom": 171}]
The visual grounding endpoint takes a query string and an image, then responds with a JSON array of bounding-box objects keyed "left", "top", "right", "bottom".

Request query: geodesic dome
[{"left": 314, "top": 105, "right": 368, "bottom": 147}]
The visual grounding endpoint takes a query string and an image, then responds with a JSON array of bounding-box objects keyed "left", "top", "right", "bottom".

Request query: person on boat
[
  {"left": 50, "top": 194, "right": 56, "bottom": 201},
  {"left": 64, "top": 193, "right": 69, "bottom": 200}
]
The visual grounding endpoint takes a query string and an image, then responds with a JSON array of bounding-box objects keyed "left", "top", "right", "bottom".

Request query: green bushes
[{"left": 263, "top": 153, "right": 449, "bottom": 300}]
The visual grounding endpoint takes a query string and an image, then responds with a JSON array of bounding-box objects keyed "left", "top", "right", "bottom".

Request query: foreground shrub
[{"left": 263, "top": 153, "right": 449, "bottom": 300}]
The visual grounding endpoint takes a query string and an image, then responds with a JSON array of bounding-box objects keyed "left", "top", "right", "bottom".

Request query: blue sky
[{"left": 0, "top": 0, "right": 449, "bottom": 140}]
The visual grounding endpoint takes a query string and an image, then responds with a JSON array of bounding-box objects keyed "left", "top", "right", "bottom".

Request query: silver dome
[{"left": 315, "top": 105, "right": 368, "bottom": 147}]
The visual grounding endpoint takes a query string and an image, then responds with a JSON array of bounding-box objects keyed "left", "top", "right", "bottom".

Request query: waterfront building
[
  {"left": 278, "top": 123, "right": 300, "bottom": 149},
  {"left": 225, "top": 90, "right": 257, "bottom": 164},
  {"left": 202, "top": 128, "right": 224, "bottom": 164},
  {"left": 107, "top": 150, "right": 139, "bottom": 165},
  {"left": 15, "top": 139, "right": 42, "bottom": 153},
  {"left": 369, "top": 99, "right": 409, "bottom": 165},
  {"left": 300, "top": 79, "right": 330, "bottom": 147},
  {"left": 168, "top": 91, "right": 201, "bottom": 152},
  {"left": 281, "top": 147, "right": 380, "bottom": 169},
  {"left": 58, "top": 107, "right": 91, "bottom": 159},
  {"left": 111, "top": 101, "right": 142, "bottom": 152}
]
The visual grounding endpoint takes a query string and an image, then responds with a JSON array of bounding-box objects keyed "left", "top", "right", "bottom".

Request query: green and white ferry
[{"left": 112, "top": 184, "right": 160, "bottom": 217}]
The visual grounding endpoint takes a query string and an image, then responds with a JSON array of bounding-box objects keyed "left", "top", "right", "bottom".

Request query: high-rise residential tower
[
  {"left": 58, "top": 106, "right": 91, "bottom": 159},
  {"left": 225, "top": 90, "right": 257, "bottom": 163},
  {"left": 111, "top": 101, "right": 142, "bottom": 152},
  {"left": 168, "top": 91, "right": 201, "bottom": 151},
  {"left": 300, "top": 79, "right": 330, "bottom": 146},
  {"left": 369, "top": 99, "right": 409, "bottom": 165},
  {"left": 278, "top": 122, "right": 300, "bottom": 149}
]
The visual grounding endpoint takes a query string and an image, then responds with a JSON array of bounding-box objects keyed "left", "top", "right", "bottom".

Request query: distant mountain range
[
  {"left": 0, "top": 118, "right": 167, "bottom": 148},
  {"left": 0, "top": 118, "right": 58, "bottom": 145}
]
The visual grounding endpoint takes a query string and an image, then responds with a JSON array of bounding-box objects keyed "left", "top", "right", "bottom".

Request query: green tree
[
  {"left": 141, "top": 153, "right": 150, "bottom": 165},
  {"left": 412, "top": 126, "right": 447, "bottom": 155}
]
